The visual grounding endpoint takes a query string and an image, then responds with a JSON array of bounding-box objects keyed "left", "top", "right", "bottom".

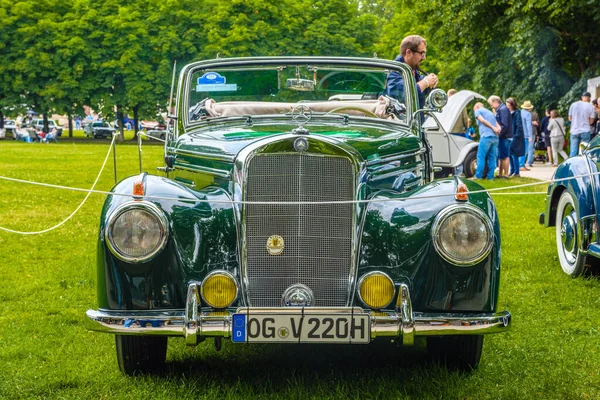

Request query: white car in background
[{"left": 423, "top": 90, "right": 486, "bottom": 178}]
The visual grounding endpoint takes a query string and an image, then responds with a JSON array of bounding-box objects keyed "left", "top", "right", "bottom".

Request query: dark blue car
[{"left": 540, "top": 135, "right": 600, "bottom": 276}]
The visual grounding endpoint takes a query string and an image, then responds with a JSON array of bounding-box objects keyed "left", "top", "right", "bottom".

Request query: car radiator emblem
[
  {"left": 281, "top": 284, "right": 314, "bottom": 307},
  {"left": 266, "top": 235, "right": 284, "bottom": 256}
]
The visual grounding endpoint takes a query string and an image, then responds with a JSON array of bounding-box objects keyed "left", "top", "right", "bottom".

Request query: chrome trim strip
[
  {"left": 184, "top": 281, "right": 200, "bottom": 345},
  {"left": 370, "top": 167, "right": 422, "bottom": 182},
  {"left": 104, "top": 201, "right": 169, "bottom": 263},
  {"left": 174, "top": 163, "right": 231, "bottom": 178},
  {"left": 398, "top": 284, "right": 414, "bottom": 345},
  {"left": 171, "top": 148, "right": 235, "bottom": 162},
  {"left": 85, "top": 283, "right": 511, "bottom": 342},
  {"left": 431, "top": 204, "right": 494, "bottom": 266},
  {"left": 365, "top": 148, "right": 427, "bottom": 166}
]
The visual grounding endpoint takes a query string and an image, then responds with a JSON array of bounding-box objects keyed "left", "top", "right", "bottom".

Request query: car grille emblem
[
  {"left": 294, "top": 137, "right": 309, "bottom": 152},
  {"left": 281, "top": 284, "right": 314, "bottom": 307},
  {"left": 266, "top": 235, "right": 284, "bottom": 256}
]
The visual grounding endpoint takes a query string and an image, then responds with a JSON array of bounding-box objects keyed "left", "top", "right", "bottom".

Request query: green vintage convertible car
[{"left": 85, "top": 57, "right": 511, "bottom": 374}]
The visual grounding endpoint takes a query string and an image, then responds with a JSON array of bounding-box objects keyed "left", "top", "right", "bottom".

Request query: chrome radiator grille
[{"left": 245, "top": 153, "right": 355, "bottom": 307}]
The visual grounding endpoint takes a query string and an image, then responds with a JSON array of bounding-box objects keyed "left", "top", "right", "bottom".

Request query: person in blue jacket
[
  {"left": 506, "top": 98, "right": 525, "bottom": 177},
  {"left": 385, "top": 35, "right": 439, "bottom": 109}
]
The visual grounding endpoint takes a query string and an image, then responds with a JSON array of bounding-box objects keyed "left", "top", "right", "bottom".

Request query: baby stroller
[{"left": 533, "top": 136, "right": 548, "bottom": 163}]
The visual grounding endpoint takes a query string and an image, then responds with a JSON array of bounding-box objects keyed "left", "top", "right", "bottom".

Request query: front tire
[
  {"left": 463, "top": 151, "right": 477, "bottom": 178},
  {"left": 555, "top": 191, "right": 586, "bottom": 277},
  {"left": 427, "top": 335, "right": 483, "bottom": 371},
  {"left": 115, "top": 335, "right": 167, "bottom": 375}
]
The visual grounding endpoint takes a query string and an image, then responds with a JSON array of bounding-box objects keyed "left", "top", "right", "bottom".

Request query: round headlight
[
  {"left": 432, "top": 205, "right": 493, "bottom": 266},
  {"left": 105, "top": 202, "right": 169, "bottom": 263},
  {"left": 358, "top": 272, "right": 395, "bottom": 309},
  {"left": 201, "top": 271, "right": 238, "bottom": 309}
]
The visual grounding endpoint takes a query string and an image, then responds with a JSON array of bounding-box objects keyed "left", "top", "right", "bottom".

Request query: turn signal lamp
[
  {"left": 201, "top": 272, "right": 238, "bottom": 309},
  {"left": 358, "top": 272, "right": 395, "bottom": 309},
  {"left": 455, "top": 183, "right": 469, "bottom": 201},
  {"left": 133, "top": 181, "right": 145, "bottom": 197}
]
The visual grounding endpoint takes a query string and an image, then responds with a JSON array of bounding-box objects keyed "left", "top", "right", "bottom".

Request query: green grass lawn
[{"left": 0, "top": 141, "right": 598, "bottom": 399}]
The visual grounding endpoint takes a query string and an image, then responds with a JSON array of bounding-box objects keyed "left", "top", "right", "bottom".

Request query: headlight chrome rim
[
  {"left": 105, "top": 201, "right": 169, "bottom": 263},
  {"left": 432, "top": 204, "right": 494, "bottom": 266},
  {"left": 200, "top": 270, "right": 239, "bottom": 309},
  {"left": 357, "top": 271, "right": 395, "bottom": 310}
]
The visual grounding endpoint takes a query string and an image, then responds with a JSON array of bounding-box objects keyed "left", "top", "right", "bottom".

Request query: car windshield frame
[{"left": 177, "top": 57, "right": 418, "bottom": 131}]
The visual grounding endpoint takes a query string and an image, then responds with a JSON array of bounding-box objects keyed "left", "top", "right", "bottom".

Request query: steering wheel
[{"left": 326, "top": 106, "right": 378, "bottom": 118}]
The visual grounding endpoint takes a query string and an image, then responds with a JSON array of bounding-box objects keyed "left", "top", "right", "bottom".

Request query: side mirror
[
  {"left": 425, "top": 88, "right": 448, "bottom": 111},
  {"left": 579, "top": 141, "right": 589, "bottom": 155}
]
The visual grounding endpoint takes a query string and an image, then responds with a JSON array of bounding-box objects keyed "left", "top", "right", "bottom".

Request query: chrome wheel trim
[{"left": 555, "top": 192, "right": 579, "bottom": 275}]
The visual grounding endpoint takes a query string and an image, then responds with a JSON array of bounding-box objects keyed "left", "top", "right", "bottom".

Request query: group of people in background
[{"left": 472, "top": 91, "right": 599, "bottom": 180}]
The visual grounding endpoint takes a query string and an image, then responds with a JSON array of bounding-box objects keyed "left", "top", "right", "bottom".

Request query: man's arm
[{"left": 477, "top": 115, "right": 501, "bottom": 134}]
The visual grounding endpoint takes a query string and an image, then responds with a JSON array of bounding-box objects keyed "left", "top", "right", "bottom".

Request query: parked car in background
[
  {"left": 84, "top": 121, "right": 116, "bottom": 139},
  {"left": 540, "top": 136, "right": 600, "bottom": 277},
  {"left": 423, "top": 90, "right": 486, "bottom": 178},
  {"left": 145, "top": 129, "right": 166, "bottom": 140},
  {"left": 2, "top": 120, "right": 17, "bottom": 139},
  {"left": 85, "top": 57, "right": 511, "bottom": 375},
  {"left": 140, "top": 120, "right": 167, "bottom": 131},
  {"left": 30, "top": 118, "right": 63, "bottom": 137}
]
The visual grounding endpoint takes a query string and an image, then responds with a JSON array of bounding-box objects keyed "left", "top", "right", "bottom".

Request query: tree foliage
[{"left": 0, "top": 0, "right": 598, "bottom": 120}]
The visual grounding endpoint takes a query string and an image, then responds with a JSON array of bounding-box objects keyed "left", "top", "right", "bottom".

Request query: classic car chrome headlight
[
  {"left": 432, "top": 205, "right": 493, "bottom": 266},
  {"left": 358, "top": 272, "right": 395, "bottom": 309},
  {"left": 201, "top": 271, "right": 238, "bottom": 309},
  {"left": 105, "top": 201, "right": 169, "bottom": 263}
]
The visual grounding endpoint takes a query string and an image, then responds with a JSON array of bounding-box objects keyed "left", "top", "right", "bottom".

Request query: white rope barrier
[
  {"left": 137, "top": 131, "right": 167, "bottom": 143},
  {"left": 0, "top": 149, "right": 598, "bottom": 234},
  {"left": 0, "top": 134, "right": 118, "bottom": 235},
  {"left": 0, "top": 169, "right": 597, "bottom": 206}
]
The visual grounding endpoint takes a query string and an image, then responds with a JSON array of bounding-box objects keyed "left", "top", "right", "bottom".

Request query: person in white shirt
[
  {"left": 547, "top": 110, "right": 569, "bottom": 166},
  {"left": 568, "top": 92, "right": 595, "bottom": 156}
]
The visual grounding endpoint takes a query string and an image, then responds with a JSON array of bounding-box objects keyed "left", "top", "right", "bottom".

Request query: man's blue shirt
[
  {"left": 475, "top": 108, "right": 497, "bottom": 138},
  {"left": 385, "top": 55, "right": 428, "bottom": 109},
  {"left": 521, "top": 109, "right": 532, "bottom": 139}
]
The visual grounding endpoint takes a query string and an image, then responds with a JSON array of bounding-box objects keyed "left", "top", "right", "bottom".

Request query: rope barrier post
[
  {"left": 113, "top": 132, "right": 118, "bottom": 184},
  {"left": 137, "top": 130, "right": 143, "bottom": 173}
]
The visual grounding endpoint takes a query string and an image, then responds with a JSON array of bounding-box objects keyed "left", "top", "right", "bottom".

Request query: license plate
[{"left": 231, "top": 313, "right": 370, "bottom": 344}]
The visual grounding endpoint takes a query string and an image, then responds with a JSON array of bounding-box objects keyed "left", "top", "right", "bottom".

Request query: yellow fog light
[
  {"left": 358, "top": 272, "right": 395, "bottom": 309},
  {"left": 201, "top": 271, "right": 238, "bottom": 309}
]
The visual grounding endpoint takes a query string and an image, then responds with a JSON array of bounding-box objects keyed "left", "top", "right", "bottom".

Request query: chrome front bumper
[{"left": 85, "top": 283, "right": 511, "bottom": 346}]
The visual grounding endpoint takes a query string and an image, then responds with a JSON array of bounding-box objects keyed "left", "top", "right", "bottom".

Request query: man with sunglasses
[{"left": 385, "top": 35, "right": 439, "bottom": 109}]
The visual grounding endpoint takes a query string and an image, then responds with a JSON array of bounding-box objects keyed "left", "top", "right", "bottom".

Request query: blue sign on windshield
[{"left": 197, "top": 72, "right": 237, "bottom": 92}]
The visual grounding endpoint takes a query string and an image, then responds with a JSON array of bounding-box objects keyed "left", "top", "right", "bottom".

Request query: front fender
[
  {"left": 544, "top": 156, "right": 596, "bottom": 228},
  {"left": 96, "top": 175, "right": 237, "bottom": 311},
  {"left": 358, "top": 178, "right": 500, "bottom": 313},
  {"left": 454, "top": 142, "right": 478, "bottom": 167}
]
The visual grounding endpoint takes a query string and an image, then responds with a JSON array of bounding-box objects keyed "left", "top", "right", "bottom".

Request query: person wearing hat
[
  {"left": 519, "top": 100, "right": 535, "bottom": 169},
  {"left": 568, "top": 92, "right": 595, "bottom": 157}
]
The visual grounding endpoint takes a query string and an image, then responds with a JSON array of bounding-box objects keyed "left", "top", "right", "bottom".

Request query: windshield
[{"left": 187, "top": 63, "right": 408, "bottom": 124}]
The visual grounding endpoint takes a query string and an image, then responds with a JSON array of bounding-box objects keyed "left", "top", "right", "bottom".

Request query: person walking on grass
[
  {"left": 506, "top": 98, "right": 525, "bottom": 177},
  {"left": 568, "top": 92, "right": 595, "bottom": 156},
  {"left": 472, "top": 102, "right": 500, "bottom": 180},
  {"left": 548, "top": 110, "right": 568, "bottom": 166},
  {"left": 539, "top": 107, "right": 553, "bottom": 165},
  {"left": 519, "top": 101, "right": 533, "bottom": 170},
  {"left": 488, "top": 95, "right": 512, "bottom": 178}
]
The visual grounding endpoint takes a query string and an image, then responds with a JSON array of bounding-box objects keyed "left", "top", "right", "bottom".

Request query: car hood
[
  {"left": 171, "top": 118, "right": 422, "bottom": 164},
  {"left": 422, "top": 90, "right": 485, "bottom": 133}
]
